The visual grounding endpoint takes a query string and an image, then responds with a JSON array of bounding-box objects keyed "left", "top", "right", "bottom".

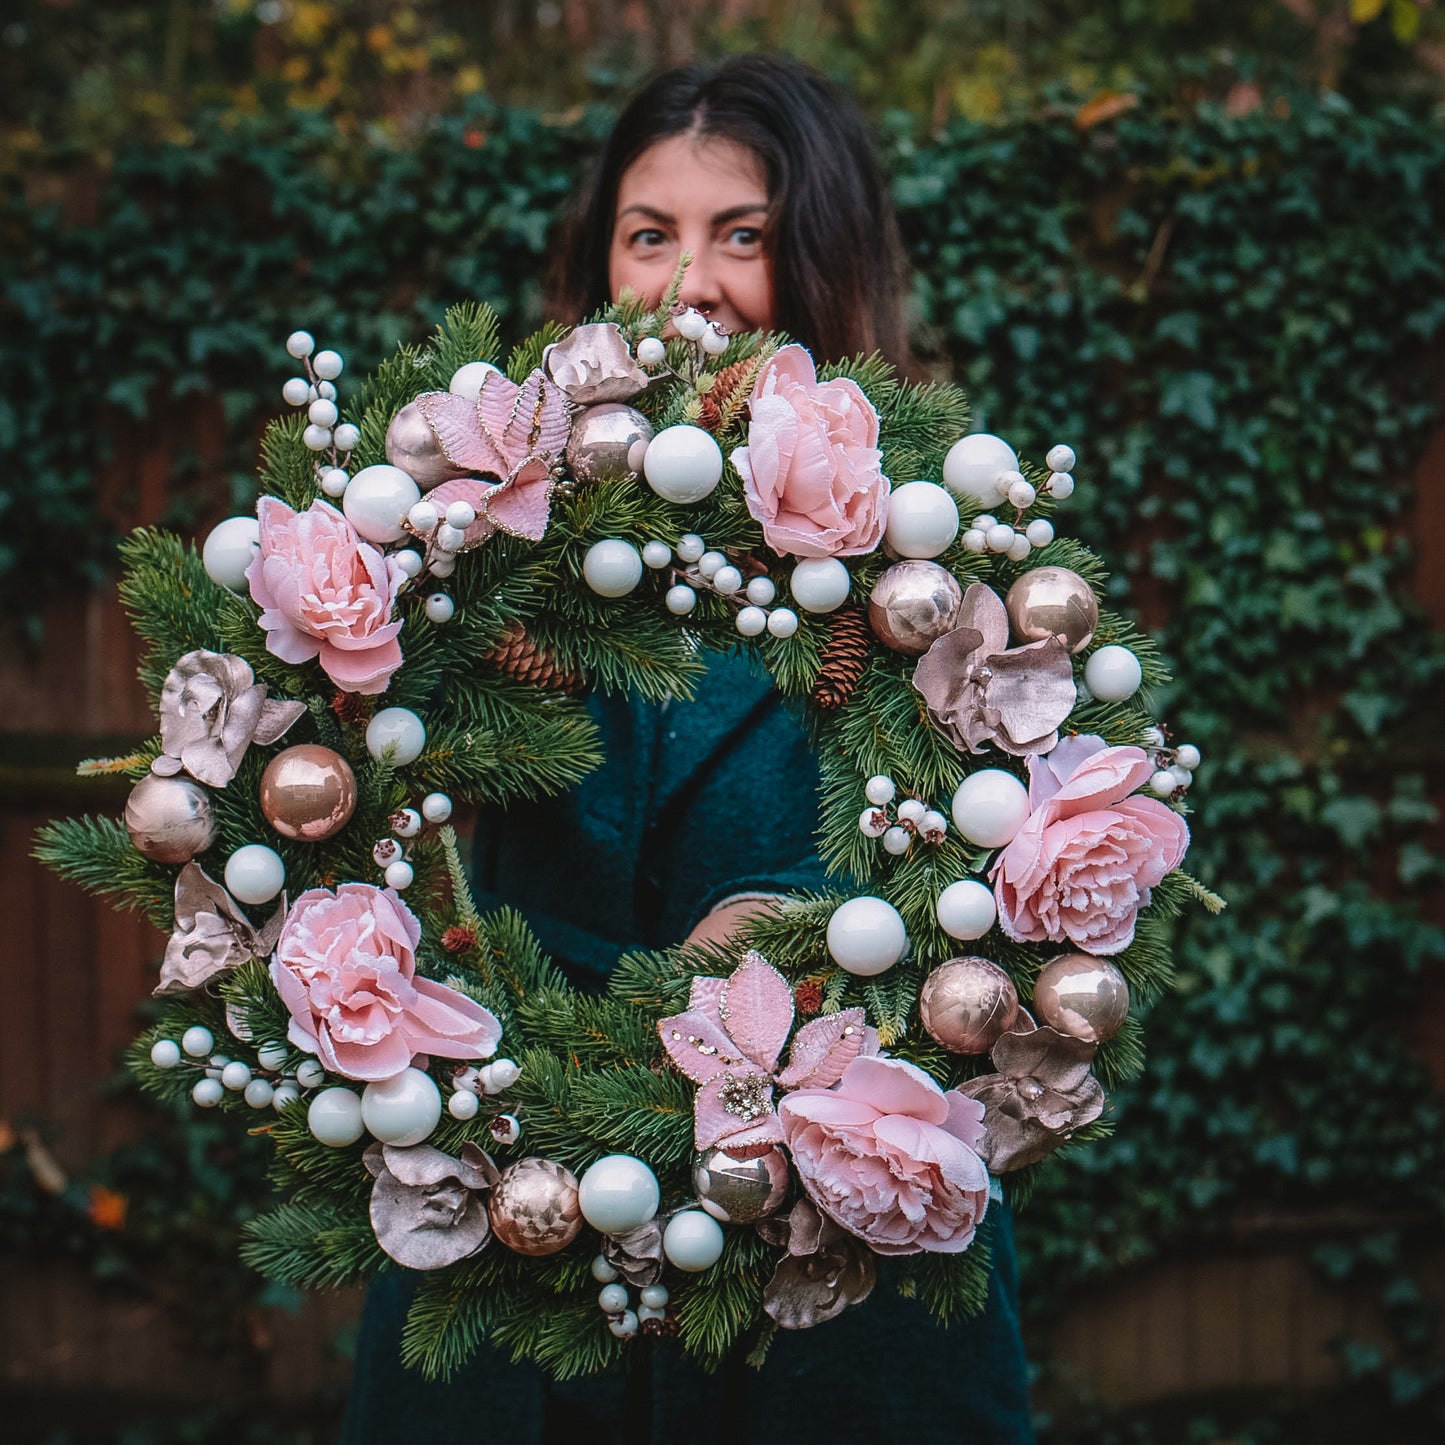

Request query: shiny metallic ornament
[
  {"left": 384, "top": 401, "right": 470, "bottom": 491},
  {"left": 124, "top": 774, "right": 216, "bottom": 863},
  {"left": 919, "top": 956, "right": 1019, "bottom": 1054},
  {"left": 259, "top": 744, "right": 357, "bottom": 843},
  {"left": 1033, "top": 953, "right": 1130, "bottom": 1044},
  {"left": 487, "top": 1157, "right": 584, "bottom": 1256},
  {"left": 867, "top": 560, "right": 963, "bottom": 656},
  {"left": 693, "top": 1145, "right": 789, "bottom": 1224},
  {"left": 564, "top": 403, "right": 654, "bottom": 485},
  {"left": 1004, "top": 566, "right": 1099, "bottom": 654}
]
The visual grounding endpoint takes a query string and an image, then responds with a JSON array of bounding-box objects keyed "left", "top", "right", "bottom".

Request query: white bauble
[
  {"left": 735, "top": 606, "right": 767, "bottom": 637},
  {"left": 224, "top": 844, "right": 286, "bottom": 905},
  {"left": 282, "top": 377, "right": 311, "bottom": 407},
  {"left": 884, "top": 481, "right": 961, "bottom": 559},
  {"left": 636, "top": 336, "right": 666, "bottom": 367},
  {"left": 1083, "top": 645, "right": 1143, "bottom": 702},
  {"left": 577, "top": 1154, "right": 660, "bottom": 1234},
  {"left": 766, "top": 607, "right": 799, "bottom": 638},
  {"left": 448, "top": 360, "right": 502, "bottom": 402},
  {"left": 220, "top": 1060, "right": 253, "bottom": 1091},
  {"left": 583, "top": 539, "right": 644, "bottom": 598},
  {"left": 665, "top": 584, "right": 697, "bottom": 615},
  {"left": 308, "top": 397, "right": 338, "bottom": 428},
  {"left": 303, "top": 424, "right": 333, "bottom": 451},
  {"left": 826, "top": 896, "right": 907, "bottom": 976},
  {"left": 366, "top": 707, "right": 427, "bottom": 766},
  {"left": 257, "top": 1043, "right": 289, "bottom": 1072},
  {"left": 1046, "top": 444, "right": 1076, "bottom": 474},
  {"left": 674, "top": 308, "right": 708, "bottom": 341},
  {"left": 384, "top": 860, "right": 415, "bottom": 890},
  {"left": 1175, "top": 744, "right": 1201, "bottom": 771},
  {"left": 182, "top": 1025, "right": 214, "bottom": 1058},
  {"left": 746, "top": 575, "right": 776, "bottom": 606},
  {"left": 244, "top": 1078, "right": 275, "bottom": 1109},
  {"left": 313, "top": 349, "right": 344, "bottom": 380},
  {"left": 642, "top": 540, "right": 672, "bottom": 569},
  {"left": 320, "top": 466, "right": 350, "bottom": 499},
  {"left": 865, "top": 774, "right": 896, "bottom": 806},
  {"left": 296, "top": 1059, "right": 326, "bottom": 1089},
  {"left": 935, "top": 879, "right": 999, "bottom": 941},
  {"left": 676, "top": 533, "right": 706, "bottom": 563},
  {"left": 202, "top": 516, "right": 260, "bottom": 592},
  {"left": 361, "top": 1067, "right": 442, "bottom": 1146},
  {"left": 712, "top": 564, "right": 743, "bottom": 595},
  {"left": 424, "top": 593, "right": 455, "bottom": 624},
  {"left": 192, "top": 1078, "right": 224, "bottom": 1108},
  {"left": 950, "top": 770, "right": 1030, "bottom": 848},
  {"left": 662, "top": 1209, "right": 726, "bottom": 1272},
  {"left": 1025, "top": 519, "right": 1055, "bottom": 549},
  {"left": 448, "top": 1088, "right": 480, "bottom": 1121},
  {"left": 420, "top": 792, "right": 453, "bottom": 824},
  {"left": 643, "top": 425, "right": 723, "bottom": 504},
  {"left": 307, "top": 1086, "right": 365, "bottom": 1146},
  {"left": 150, "top": 1039, "right": 182, "bottom": 1069},
  {"left": 285, "top": 330, "right": 314, "bottom": 359},
  {"left": 789, "top": 558, "right": 851, "bottom": 614},
  {"left": 941, "top": 433, "right": 1020, "bottom": 507},
  {"left": 343, "top": 465, "right": 421, "bottom": 545}
]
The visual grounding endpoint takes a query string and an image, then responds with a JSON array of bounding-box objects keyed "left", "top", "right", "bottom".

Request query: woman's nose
[{"left": 675, "top": 252, "right": 720, "bottom": 315}]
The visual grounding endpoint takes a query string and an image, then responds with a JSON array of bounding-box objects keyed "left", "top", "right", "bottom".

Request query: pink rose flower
[
  {"left": 246, "top": 497, "right": 404, "bottom": 696},
  {"left": 992, "top": 735, "right": 1190, "bottom": 955},
  {"left": 778, "top": 1056, "right": 990, "bottom": 1256},
  {"left": 270, "top": 883, "right": 502, "bottom": 1081},
  {"left": 731, "top": 344, "right": 889, "bottom": 559}
]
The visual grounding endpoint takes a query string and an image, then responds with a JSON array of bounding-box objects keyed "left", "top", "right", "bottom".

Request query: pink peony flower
[
  {"left": 991, "top": 735, "right": 1190, "bottom": 955},
  {"left": 778, "top": 1056, "right": 990, "bottom": 1256},
  {"left": 270, "top": 883, "right": 502, "bottom": 1081},
  {"left": 731, "top": 344, "right": 889, "bottom": 559},
  {"left": 246, "top": 497, "right": 404, "bottom": 696}
]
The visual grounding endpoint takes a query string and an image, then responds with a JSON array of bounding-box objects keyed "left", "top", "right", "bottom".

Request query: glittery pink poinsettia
[
  {"left": 414, "top": 368, "right": 570, "bottom": 544},
  {"left": 658, "top": 951, "right": 869, "bottom": 1154}
]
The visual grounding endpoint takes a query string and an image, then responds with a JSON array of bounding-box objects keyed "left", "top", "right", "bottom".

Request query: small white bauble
[
  {"left": 1046, "top": 444, "right": 1076, "bottom": 473},
  {"left": 492, "top": 1112, "right": 522, "bottom": 1145},
  {"left": 826, "top": 896, "right": 908, "bottom": 976},
  {"left": 859, "top": 807, "right": 889, "bottom": 838},
  {"left": 701, "top": 325, "right": 730, "bottom": 356},
  {"left": 244, "top": 1078, "right": 275, "bottom": 1109},
  {"left": 421, "top": 792, "right": 453, "bottom": 823},
  {"left": 221, "top": 1061, "right": 253, "bottom": 1091},
  {"left": 598, "top": 1282, "right": 630, "bottom": 1313},
  {"left": 789, "top": 558, "right": 851, "bottom": 614},
  {"left": 609, "top": 1310, "right": 640, "bottom": 1339},
  {"left": 308, "top": 397, "right": 338, "bottom": 428},
  {"left": 257, "top": 1042, "right": 289, "bottom": 1072},
  {"left": 736, "top": 606, "right": 767, "bottom": 637},
  {"left": 591, "top": 1254, "right": 619, "bottom": 1283},
  {"left": 985, "top": 524, "right": 1015, "bottom": 553},
  {"left": 712, "top": 564, "right": 743, "bottom": 595},
  {"left": 224, "top": 844, "right": 286, "bottom": 905},
  {"left": 1084, "top": 645, "right": 1143, "bottom": 702},
  {"left": 435, "top": 523, "right": 467, "bottom": 552},
  {"left": 637, "top": 1304, "right": 666, "bottom": 1324},
  {"left": 1007, "top": 534, "right": 1032, "bottom": 562},
  {"left": 936, "top": 879, "right": 999, "bottom": 941},
  {"left": 1048, "top": 473, "right": 1075, "bottom": 500},
  {"left": 1141, "top": 725, "right": 1166, "bottom": 749},
  {"left": 320, "top": 466, "right": 350, "bottom": 498},
  {"left": 746, "top": 575, "right": 776, "bottom": 606},
  {"left": 897, "top": 798, "right": 926, "bottom": 825},
  {"left": 272, "top": 1082, "right": 301, "bottom": 1111},
  {"left": 313, "top": 349, "right": 343, "bottom": 380},
  {"left": 385, "top": 860, "right": 415, "bottom": 891},
  {"left": 699, "top": 550, "right": 725, "bottom": 578},
  {"left": 662, "top": 1209, "right": 726, "bottom": 1272},
  {"left": 202, "top": 516, "right": 260, "bottom": 592},
  {"left": 303, "top": 424, "right": 333, "bottom": 451},
  {"left": 448, "top": 360, "right": 502, "bottom": 402},
  {"left": 392, "top": 808, "right": 422, "bottom": 838},
  {"left": 429, "top": 554, "right": 456, "bottom": 579},
  {"left": 665, "top": 584, "right": 697, "bottom": 615},
  {"left": 407, "top": 500, "right": 440, "bottom": 533},
  {"left": 361, "top": 1067, "right": 442, "bottom": 1146},
  {"left": 150, "top": 1038, "right": 182, "bottom": 1069},
  {"left": 317, "top": 381, "right": 337, "bottom": 400},
  {"left": 642, "top": 540, "right": 672, "bottom": 569},
  {"left": 1007, "top": 479, "right": 1037, "bottom": 509},
  {"left": 643, "top": 425, "right": 723, "bottom": 504},
  {"left": 674, "top": 308, "right": 709, "bottom": 341},
  {"left": 1150, "top": 769, "right": 1177, "bottom": 797},
  {"left": 583, "top": 539, "right": 644, "bottom": 598},
  {"left": 182, "top": 1025, "right": 214, "bottom": 1058},
  {"left": 676, "top": 533, "right": 705, "bottom": 563},
  {"left": 882, "top": 826, "right": 911, "bottom": 855},
  {"left": 950, "top": 770, "right": 1030, "bottom": 848},
  {"left": 577, "top": 1154, "right": 661, "bottom": 1234},
  {"left": 192, "top": 1078, "right": 224, "bottom": 1108},
  {"left": 1169, "top": 765, "right": 1193, "bottom": 790},
  {"left": 865, "top": 774, "right": 896, "bottom": 806},
  {"left": 1175, "top": 744, "right": 1201, "bottom": 771},
  {"left": 424, "top": 593, "right": 455, "bottom": 624},
  {"left": 1025, "top": 519, "right": 1055, "bottom": 548},
  {"left": 366, "top": 707, "right": 427, "bottom": 766},
  {"left": 920, "top": 809, "right": 948, "bottom": 840},
  {"left": 884, "top": 481, "right": 961, "bottom": 559},
  {"left": 286, "top": 330, "right": 315, "bottom": 359},
  {"left": 448, "top": 1088, "right": 480, "bottom": 1121},
  {"left": 975, "top": 515, "right": 997, "bottom": 532},
  {"left": 344, "top": 464, "right": 421, "bottom": 545},
  {"left": 445, "top": 500, "right": 477, "bottom": 529},
  {"left": 480, "top": 1058, "right": 520, "bottom": 1092},
  {"left": 283, "top": 377, "right": 311, "bottom": 406},
  {"left": 296, "top": 1058, "right": 326, "bottom": 1089},
  {"left": 962, "top": 529, "right": 987, "bottom": 554},
  {"left": 767, "top": 607, "right": 799, "bottom": 638},
  {"left": 942, "top": 433, "right": 1020, "bottom": 506},
  {"left": 308, "top": 1086, "right": 366, "bottom": 1147},
  {"left": 640, "top": 1284, "right": 669, "bottom": 1309},
  {"left": 637, "top": 336, "right": 666, "bottom": 367}
]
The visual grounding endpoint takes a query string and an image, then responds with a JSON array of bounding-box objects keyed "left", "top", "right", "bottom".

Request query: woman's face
[{"left": 607, "top": 133, "right": 775, "bottom": 337}]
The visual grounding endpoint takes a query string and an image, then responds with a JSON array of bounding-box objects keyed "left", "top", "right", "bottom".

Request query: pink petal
[
  {"left": 657, "top": 1009, "right": 743, "bottom": 1084},
  {"left": 326, "top": 1028, "right": 413, "bottom": 1082},
  {"left": 427, "top": 479, "right": 502, "bottom": 547},
  {"left": 694, "top": 1071, "right": 783, "bottom": 1151},
  {"left": 720, "top": 952, "right": 794, "bottom": 1072},
  {"left": 943, "top": 1090, "right": 988, "bottom": 1151},
  {"left": 836, "top": 1056, "right": 951, "bottom": 1126},
  {"left": 417, "top": 389, "right": 513, "bottom": 475},
  {"left": 484, "top": 458, "right": 553, "bottom": 541},
  {"left": 776, "top": 1008, "right": 867, "bottom": 1088},
  {"left": 777, "top": 1090, "right": 881, "bottom": 1130},
  {"left": 404, "top": 978, "right": 502, "bottom": 1058},
  {"left": 318, "top": 635, "right": 403, "bottom": 696}
]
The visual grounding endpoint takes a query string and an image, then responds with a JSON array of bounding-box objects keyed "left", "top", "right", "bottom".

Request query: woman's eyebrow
[{"left": 615, "top": 203, "right": 768, "bottom": 227}]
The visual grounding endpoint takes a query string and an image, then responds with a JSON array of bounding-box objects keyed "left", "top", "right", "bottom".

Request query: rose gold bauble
[
  {"left": 919, "top": 956, "right": 1019, "bottom": 1054},
  {"left": 259, "top": 744, "right": 357, "bottom": 842},
  {"left": 487, "top": 1157, "right": 584, "bottom": 1256},
  {"left": 384, "top": 401, "right": 470, "bottom": 491},
  {"left": 564, "top": 403, "right": 654, "bottom": 484},
  {"left": 124, "top": 774, "right": 216, "bottom": 863},
  {"left": 1004, "top": 566, "right": 1099, "bottom": 654},
  {"left": 868, "top": 560, "right": 964, "bottom": 656},
  {"left": 1033, "top": 954, "right": 1130, "bottom": 1043},
  {"left": 693, "top": 1145, "right": 789, "bottom": 1224}
]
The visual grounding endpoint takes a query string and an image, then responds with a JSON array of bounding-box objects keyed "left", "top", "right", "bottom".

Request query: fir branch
[
  {"left": 430, "top": 301, "right": 502, "bottom": 383},
  {"left": 34, "top": 815, "right": 175, "bottom": 928},
  {"left": 240, "top": 1201, "right": 384, "bottom": 1289}
]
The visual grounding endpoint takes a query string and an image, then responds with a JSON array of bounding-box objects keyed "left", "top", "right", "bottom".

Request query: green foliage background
[{"left": 5, "top": 81, "right": 1445, "bottom": 1440}]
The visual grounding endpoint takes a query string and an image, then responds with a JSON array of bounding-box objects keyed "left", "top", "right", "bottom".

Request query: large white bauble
[
  {"left": 789, "top": 557, "right": 851, "bottom": 614},
  {"left": 950, "top": 770, "right": 1031, "bottom": 848},
  {"left": 582, "top": 539, "right": 644, "bottom": 598},
  {"left": 643, "top": 425, "right": 723, "bottom": 504},
  {"left": 1083, "top": 644, "right": 1143, "bottom": 702},
  {"left": 203, "top": 516, "right": 261, "bottom": 592},
  {"left": 360, "top": 1067, "right": 442, "bottom": 1146},
  {"left": 343, "top": 465, "right": 421, "bottom": 544},
  {"left": 884, "top": 481, "right": 961, "bottom": 559},
  {"left": 941, "top": 433, "right": 1020, "bottom": 507},
  {"left": 577, "top": 1154, "right": 661, "bottom": 1235},
  {"left": 826, "top": 896, "right": 908, "bottom": 976},
  {"left": 366, "top": 707, "right": 427, "bottom": 766},
  {"left": 307, "top": 1086, "right": 366, "bottom": 1147},
  {"left": 662, "top": 1209, "right": 726, "bottom": 1272},
  {"left": 935, "top": 879, "right": 999, "bottom": 941},
  {"left": 224, "top": 843, "right": 286, "bottom": 905},
  {"left": 448, "top": 360, "right": 502, "bottom": 402}
]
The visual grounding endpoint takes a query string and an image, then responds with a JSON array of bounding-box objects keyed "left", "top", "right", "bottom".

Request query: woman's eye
[
  {"left": 629, "top": 228, "right": 667, "bottom": 248},
  {"left": 726, "top": 226, "right": 764, "bottom": 249}
]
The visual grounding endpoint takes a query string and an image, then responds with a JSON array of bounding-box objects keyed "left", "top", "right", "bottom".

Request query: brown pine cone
[
  {"left": 331, "top": 690, "right": 373, "bottom": 726},
  {"left": 810, "top": 606, "right": 872, "bottom": 711},
  {"left": 697, "top": 357, "right": 761, "bottom": 433},
  {"left": 484, "top": 621, "right": 583, "bottom": 694}
]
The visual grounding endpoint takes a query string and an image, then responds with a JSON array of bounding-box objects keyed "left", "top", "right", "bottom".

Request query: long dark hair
[{"left": 550, "top": 54, "right": 912, "bottom": 372}]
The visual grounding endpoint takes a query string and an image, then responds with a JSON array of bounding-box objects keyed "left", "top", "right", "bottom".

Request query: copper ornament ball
[
  {"left": 693, "top": 1145, "right": 789, "bottom": 1224},
  {"left": 564, "top": 403, "right": 654, "bottom": 485},
  {"left": 1033, "top": 953, "right": 1130, "bottom": 1044},
  {"left": 919, "top": 956, "right": 1019, "bottom": 1054},
  {"left": 1004, "top": 566, "right": 1099, "bottom": 654},
  {"left": 124, "top": 774, "right": 217, "bottom": 863},
  {"left": 487, "top": 1157, "right": 584, "bottom": 1256},
  {"left": 868, "top": 560, "right": 964, "bottom": 656},
  {"left": 259, "top": 744, "right": 358, "bottom": 843},
  {"left": 384, "top": 401, "right": 469, "bottom": 491}
]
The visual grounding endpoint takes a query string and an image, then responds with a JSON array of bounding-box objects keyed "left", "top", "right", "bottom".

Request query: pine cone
[
  {"left": 331, "top": 690, "right": 373, "bottom": 726},
  {"left": 484, "top": 621, "right": 583, "bottom": 694},
  {"left": 698, "top": 357, "right": 760, "bottom": 433},
  {"left": 810, "top": 606, "right": 872, "bottom": 711}
]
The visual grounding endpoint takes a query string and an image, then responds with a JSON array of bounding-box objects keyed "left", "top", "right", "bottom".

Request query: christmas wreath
[{"left": 40, "top": 274, "right": 1218, "bottom": 1380}]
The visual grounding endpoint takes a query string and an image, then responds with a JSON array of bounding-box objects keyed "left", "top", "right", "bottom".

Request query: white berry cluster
[
  {"left": 959, "top": 443, "right": 1077, "bottom": 561},
  {"left": 368, "top": 794, "right": 454, "bottom": 891},
  {"left": 150, "top": 1024, "right": 326, "bottom": 1113},
  {"left": 280, "top": 330, "right": 359, "bottom": 498},
  {"left": 857, "top": 773, "right": 949, "bottom": 855},
  {"left": 1142, "top": 726, "right": 1202, "bottom": 800},
  {"left": 400, "top": 493, "right": 482, "bottom": 605},
  {"left": 591, "top": 1253, "right": 672, "bottom": 1339},
  {"left": 643, "top": 532, "right": 799, "bottom": 638},
  {"left": 447, "top": 1057, "right": 522, "bottom": 1125}
]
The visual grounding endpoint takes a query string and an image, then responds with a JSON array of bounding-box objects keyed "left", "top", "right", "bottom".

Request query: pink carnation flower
[
  {"left": 992, "top": 735, "right": 1190, "bottom": 955},
  {"left": 778, "top": 1056, "right": 990, "bottom": 1256},
  {"left": 731, "top": 344, "right": 889, "bottom": 559},
  {"left": 246, "top": 497, "right": 404, "bottom": 696},
  {"left": 271, "top": 883, "right": 502, "bottom": 1081}
]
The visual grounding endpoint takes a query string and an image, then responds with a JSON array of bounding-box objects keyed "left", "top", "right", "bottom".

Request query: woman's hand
[{"left": 682, "top": 895, "right": 782, "bottom": 951}]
